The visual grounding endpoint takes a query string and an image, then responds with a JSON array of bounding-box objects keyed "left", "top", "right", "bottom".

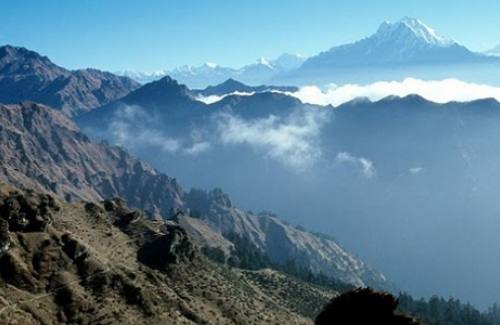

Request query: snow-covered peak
[
  {"left": 257, "top": 57, "right": 273, "bottom": 68},
  {"left": 375, "top": 17, "right": 453, "bottom": 47},
  {"left": 204, "top": 62, "right": 218, "bottom": 68}
]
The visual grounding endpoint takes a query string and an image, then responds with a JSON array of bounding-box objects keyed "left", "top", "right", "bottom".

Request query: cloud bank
[
  {"left": 215, "top": 108, "right": 330, "bottom": 169},
  {"left": 105, "top": 104, "right": 331, "bottom": 170},
  {"left": 195, "top": 91, "right": 256, "bottom": 104},
  {"left": 289, "top": 78, "right": 500, "bottom": 106},
  {"left": 108, "top": 105, "right": 211, "bottom": 156},
  {"left": 195, "top": 78, "right": 500, "bottom": 107}
]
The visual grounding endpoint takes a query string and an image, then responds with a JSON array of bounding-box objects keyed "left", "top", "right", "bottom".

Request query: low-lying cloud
[
  {"left": 104, "top": 104, "right": 330, "bottom": 170},
  {"left": 290, "top": 78, "right": 500, "bottom": 106},
  {"left": 215, "top": 108, "right": 330, "bottom": 169},
  {"left": 336, "top": 152, "right": 376, "bottom": 179},
  {"left": 195, "top": 78, "right": 500, "bottom": 107},
  {"left": 108, "top": 104, "right": 211, "bottom": 156},
  {"left": 195, "top": 91, "right": 256, "bottom": 104}
]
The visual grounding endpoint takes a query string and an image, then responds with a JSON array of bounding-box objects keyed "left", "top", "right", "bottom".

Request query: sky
[{"left": 1, "top": 0, "right": 499, "bottom": 72}]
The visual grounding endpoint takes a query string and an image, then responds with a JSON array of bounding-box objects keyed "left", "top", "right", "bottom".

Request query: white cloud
[
  {"left": 409, "top": 167, "right": 424, "bottom": 175},
  {"left": 288, "top": 78, "right": 500, "bottom": 106},
  {"left": 108, "top": 105, "right": 209, "bottom": 156},
  {"left": 105, "top": 104, "right": 331, "bottom": 169},
  {"left": 215, "top": 108, "right": 330, "bottom": 169},
  {"left": 336, "top": 152, "right": 376, "bottom": 179},
  {"left": 183, "top": 141, "right": 211, "bottom": 155},
  {"left": 195, "top": 91, "right": 256, "bottom": 104}
]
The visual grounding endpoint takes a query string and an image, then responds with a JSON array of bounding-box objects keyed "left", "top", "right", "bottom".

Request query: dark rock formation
[
  {"left": 0, "top": 188, "right": 58, "bottom": 232},
  {"left": 137, "top": 225, "right": 196, "bottom": 270},
  {"left": 315, "top": 288, "right": 421, "bottom": 325}
]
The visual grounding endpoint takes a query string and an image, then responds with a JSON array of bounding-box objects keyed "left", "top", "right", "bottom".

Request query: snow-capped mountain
[
  {"left": 376, "top": 17, "right": 453, "bottom": 47},
  {"left": 117, "top": 54, "right": 305, "bottom": 88},
  {"left": 114, "top": 69, "right": 169, "bottom": 84},
  {"left": 298, "top": 17, "right": 484, "bottom": 71}
]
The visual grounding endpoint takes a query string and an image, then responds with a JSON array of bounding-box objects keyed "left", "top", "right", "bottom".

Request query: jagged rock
[
  {"left": 103, "top": 197, "right": 129, "bottom": 213},
  {"left": 0, "top": 191, "right": 57, "bottom": 232},
  {"left": 138, "top": 225, "right": 196, "bottom": 270},
  {"left": 61, "top": 233, "right": 90, "bottom": 263},
  {"left": 0, "top": 218, "right": 9, "bottom": 255}
]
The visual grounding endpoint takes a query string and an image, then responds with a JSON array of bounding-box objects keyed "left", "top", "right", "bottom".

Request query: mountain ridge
[
  {"left": 117, "top": 53, "right": 305, "bottom": 88},
  {"left": 0, "top": 100, "right": 391, "bottom": 291},
  {"left": 0, "top": 45, "right": 139, "bottom": 116},
  {"left": 298, "top": 17, "right": 488, "bottom": 72}
]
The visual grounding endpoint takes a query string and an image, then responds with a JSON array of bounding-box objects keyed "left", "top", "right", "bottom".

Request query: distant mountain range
[
  {"left": 117, "top": 53, "right": 305, "bottom": 88},
  {"left": 0, "top": 45, "right": 139, "bottom": 116},
  {"left": 117, "top": 17, "right": 500, "bottom": 87}
]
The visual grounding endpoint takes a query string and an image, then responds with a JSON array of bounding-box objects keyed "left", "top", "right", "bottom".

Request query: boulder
[{"left": 137, "top": 225, "right": 196, "bottom": 270}]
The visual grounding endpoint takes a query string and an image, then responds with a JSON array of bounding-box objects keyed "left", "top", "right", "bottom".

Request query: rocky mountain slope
[
  {"left": 0, "top": 184, "right": 322, "bottom": 324},
  {"left": 0, "top": 102, "right": 183, "bottom": 217},
  {"left": 183, "top": 189, "right": 388, "bottom": 289},
  {"left": 0, "top": 101, "right": 391, "bottom": 291},
  {"left": 0, "top": 45, "right": 139, "bottom": 116}
]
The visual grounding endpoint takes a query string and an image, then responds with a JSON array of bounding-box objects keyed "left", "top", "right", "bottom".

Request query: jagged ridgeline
[{"left": 0, "top": 45, "right": 139, "bottom": 117}]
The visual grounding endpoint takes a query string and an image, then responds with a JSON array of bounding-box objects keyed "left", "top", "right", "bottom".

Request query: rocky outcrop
[
  {"left": 0, "top": 188, "right": 58, "bottom": 232},
  {"left": 315, "top": 288, "right": 421, "bottom": 325},
  {"left": 137, "top": 225, "right": 196, "bottom": 270},
  {"left": 0, "top": 45, "right": 139, "bottom": 116}
]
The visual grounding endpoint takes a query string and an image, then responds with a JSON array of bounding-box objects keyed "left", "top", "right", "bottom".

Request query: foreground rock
[{"left": 315, "top": 288, "right": 422, "bottom": 325}]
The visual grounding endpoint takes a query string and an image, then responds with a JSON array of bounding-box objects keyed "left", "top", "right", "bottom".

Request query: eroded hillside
[{"left": 0, "top": 184, "right": 326, "bottom": 324}]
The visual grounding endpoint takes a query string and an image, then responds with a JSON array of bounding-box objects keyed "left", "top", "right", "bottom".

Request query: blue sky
[{"left": 1, "top": 0, "right": 499, "bottom": 71}]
